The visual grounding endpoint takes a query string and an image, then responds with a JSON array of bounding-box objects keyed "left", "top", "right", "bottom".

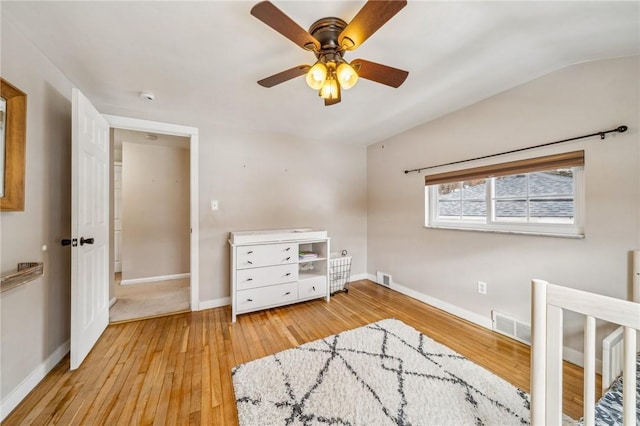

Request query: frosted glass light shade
[
  {"left": 306, "top": 62, "right": 328, "bottom": 90},
  {"left": 319, "top": 78, "right": 339, "bottom": 99},
  {"left": 336, "top": 62, "right": 358, "bottom": 89}
]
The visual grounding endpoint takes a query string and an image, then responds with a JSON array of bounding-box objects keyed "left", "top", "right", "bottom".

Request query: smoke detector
[{"left": 139, "top": 91, "right": 155, "bottom": 101}]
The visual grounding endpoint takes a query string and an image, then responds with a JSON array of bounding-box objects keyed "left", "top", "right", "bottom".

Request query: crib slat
[
  {"left": 583, "top": 315, "right": 596, "bottom": 426},
  {"left": 601, "top": 326, "right": 624, "bottom": 393},
  {"left": 546, "top": 305, "right": 563, "bottom": 426},
  {"left": 531, "top": 280, "right": 547, "bottom": 426},
  {"left": 622, "top": 327, "right": 636, "bottom": 426},
  {"left": 612, "top": 344, "right": 621, "bottom": 385}
]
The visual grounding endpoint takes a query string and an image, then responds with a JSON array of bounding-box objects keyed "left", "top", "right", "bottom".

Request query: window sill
[{"left": 424, "top": 224, "right": 585, "bottom": 239}]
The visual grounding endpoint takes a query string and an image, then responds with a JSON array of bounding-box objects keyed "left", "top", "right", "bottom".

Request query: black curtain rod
[{"left": 404, "top": 125, "right": 628, "bottom": 175}]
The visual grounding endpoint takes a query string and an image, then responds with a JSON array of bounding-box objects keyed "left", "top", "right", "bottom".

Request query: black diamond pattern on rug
[{"left": 232, "top": 318, "right": 530, "bottom": 425}]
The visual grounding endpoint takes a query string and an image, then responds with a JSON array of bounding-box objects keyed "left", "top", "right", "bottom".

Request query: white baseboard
[
  {"left": 0, "top": 340, "right": 70, "bottom": 422},
  {"left": 348, "top": 272, "right": 369, "bottom": 282},
  {"left": 364, "top": 273, "right": 599, "bottom": 369},
  {"left": 365, "top": 273, "right": 377, "bottom": 282},
  {"left": 564, "top": 346, "right": 603, "bottom": 374},
  {"left": 199, "top": 297, "right": 231, "bottom": 311},
  {"left": 120, "top": 272, "right": 190, "bottom": 286},
  {"left": 374, "top": 275, "right": 493, "bottom": 330},
  {"left": 109, "top": 297, "right": 117, "bottom": 308}
]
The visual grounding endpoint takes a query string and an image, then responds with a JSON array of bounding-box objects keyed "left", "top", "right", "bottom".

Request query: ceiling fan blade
[
  {"left": 324, "top": 96, "right": 341, "bottom": 106},
  {"left": 258, "top": 65, "right": 310, "bottom": 88},
  {"left": 338, "top": 0, "right": 407, "bottom": 50},
  {"left": 351, "top": 59, "right": 408, "bottom": 88},
  {"left": 251, "top": 1, "right": 320, "bottom": 51}
]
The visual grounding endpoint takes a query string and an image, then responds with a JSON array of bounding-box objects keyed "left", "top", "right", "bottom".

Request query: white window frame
[{"left": 425, "top": 167, "right": 585, "bottom": 238}]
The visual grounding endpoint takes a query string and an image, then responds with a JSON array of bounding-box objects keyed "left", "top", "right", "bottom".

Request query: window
[{"left": 425, "top": 151, "right": 584, "bottom": 237}]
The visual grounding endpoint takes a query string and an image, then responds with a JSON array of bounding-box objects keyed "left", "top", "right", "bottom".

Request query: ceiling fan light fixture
[
  {"left": 305, "top": 62, "right": 328, "bottom": 90},
  {"left": 251, "top": 0, "right": 409, "bottom": 105},
  {"left": 319, "top": 76, "right": 339, "bottom": 99},
  {"left": 340, "top": 36, "right": 355, "bottom": 50},
  {"left": 336, "top": 62, "right": 358, "bottom": 90}
]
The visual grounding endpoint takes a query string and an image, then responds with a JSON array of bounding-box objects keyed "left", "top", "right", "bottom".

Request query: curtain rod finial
[{"left": 617, "top": 125, "right": 628, "bottom": 133}]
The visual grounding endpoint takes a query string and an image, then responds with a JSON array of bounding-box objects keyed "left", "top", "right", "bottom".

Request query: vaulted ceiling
[{"left": 4, "top": 1, "right": 639, "bottom": 145}]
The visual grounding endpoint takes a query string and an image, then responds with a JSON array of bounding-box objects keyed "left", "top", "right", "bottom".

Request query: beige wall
[
  {"left": 121, "top": 141, "right": 190, "bottom": 280},
  {"left": 367, "top": 56, "right": 640, "bottom": 355},
  {"left": 0, "top": 20, "right": 73, "bottom": 403},
  {"left": 0, "top": 12, "right": 369, "bottom": 415},
  {"left": 198, "top": 128, "right": 368, "bottom": 301},
  {"left": 11, "top": 5, "right": 636, "bottom": 415}
]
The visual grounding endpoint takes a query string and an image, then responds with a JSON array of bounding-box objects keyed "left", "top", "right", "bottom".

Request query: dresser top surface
[{"left": 229, "top": 229, "right": 328, "bottom": 245}]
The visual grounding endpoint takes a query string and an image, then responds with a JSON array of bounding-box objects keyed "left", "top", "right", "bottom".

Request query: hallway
[{"left": 109, "top": 273, "right": 190, "bottom": 323}]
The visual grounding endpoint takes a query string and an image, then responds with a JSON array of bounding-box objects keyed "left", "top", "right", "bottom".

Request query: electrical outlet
[{"left": 478, "top": 281, "right": 487, "bottom": 295}]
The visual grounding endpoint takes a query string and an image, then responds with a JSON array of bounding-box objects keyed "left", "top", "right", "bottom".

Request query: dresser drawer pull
[
  {"left": 247, "top": 250, "right": 254, "bottom": 254},
  {"left": 285, "top": 247, "right": 291, "bottom": 251},
  {"left": 284, "top": 291, "right": 291, "bottom": 296},
  {"left": 285, "top": 257, "right": 291, "bottom": 261},
  {"left": 285, "top": 273, "right": 291, "bottom": 276},
  {"left": 246, "top": 278, "right": 253, "bottom": 281},
  {"left": 247, "top": 298, "right": 253, "bottom": 302},
  {"left": 312, "top": 286, "right": 316, "bottom": 291},
  {"left": 247, "top": 260, "right": 253, "bottom": 264}
]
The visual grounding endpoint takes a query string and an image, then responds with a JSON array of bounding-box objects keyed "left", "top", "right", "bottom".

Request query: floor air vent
[
  {"left": 492, "top": 311, "right": 531, "bottom": 345},
  {"left": 376, "top": 271, "right": 392, "bottom": 287}
]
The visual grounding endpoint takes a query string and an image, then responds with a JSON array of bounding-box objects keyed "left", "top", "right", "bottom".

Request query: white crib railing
[{"left": 530, "top": 279, "right": 639, "bottom": 426}]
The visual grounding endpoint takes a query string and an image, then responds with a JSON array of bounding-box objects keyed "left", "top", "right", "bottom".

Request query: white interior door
[{"left": 70, "top": 88, "right": 109, "bottom": 370}]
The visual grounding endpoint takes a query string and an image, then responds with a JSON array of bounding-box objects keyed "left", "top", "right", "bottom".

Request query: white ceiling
[
  {"left": 113, "top": 128, "right": 189, "bottom": 152},
  {"left": 4, "top": 1, "right": 639, "bottom": 146}
]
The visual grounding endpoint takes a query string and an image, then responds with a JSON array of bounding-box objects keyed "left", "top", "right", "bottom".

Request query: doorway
[
  {"left": 110, "top": 129, "right": 191, "bottom": 322},
  {"left": 104, "top": 115, "right": 200, "bottom": 322}
]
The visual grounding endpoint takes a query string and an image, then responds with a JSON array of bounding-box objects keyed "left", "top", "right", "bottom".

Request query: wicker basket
[{"left": 329, "top": 252, "right": 351, "bottom": 295}]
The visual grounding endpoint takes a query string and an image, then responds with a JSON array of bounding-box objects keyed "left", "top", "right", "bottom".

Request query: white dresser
[{"left": 229, "top": 229, "right": 330, "bottom": 322}]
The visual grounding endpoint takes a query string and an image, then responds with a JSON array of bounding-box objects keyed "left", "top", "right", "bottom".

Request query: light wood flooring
[{"left": 4, "top": 280, "right": 598, "bottom": 424}]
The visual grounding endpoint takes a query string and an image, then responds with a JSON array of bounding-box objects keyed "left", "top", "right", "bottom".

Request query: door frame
[{"left": 104, "top": 114, "right": 200, "bottom": 310}]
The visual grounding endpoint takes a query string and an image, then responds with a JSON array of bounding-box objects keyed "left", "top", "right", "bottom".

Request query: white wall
[
  {"left": 0, "top": 19, "right": 74, "bottom": 416},
  {"left": 121, "top": 141, "right": 190, "bottom": 280},
  {"left": 367, "top": 56, "right": 639, "bottom": 357}
]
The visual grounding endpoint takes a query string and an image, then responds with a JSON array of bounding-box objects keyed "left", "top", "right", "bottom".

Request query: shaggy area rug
[{"left": 232, "top": 318, "right": 530, "bottom": 425}]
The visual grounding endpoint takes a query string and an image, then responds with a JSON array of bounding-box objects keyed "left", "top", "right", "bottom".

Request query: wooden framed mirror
[{"left": 0, "top": 78, "right": 27, "bottom": 211}]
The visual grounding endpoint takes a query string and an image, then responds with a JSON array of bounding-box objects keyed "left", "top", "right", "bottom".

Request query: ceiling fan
[{"left": 251, "top": 0, "right": 409, "bottom": 106}]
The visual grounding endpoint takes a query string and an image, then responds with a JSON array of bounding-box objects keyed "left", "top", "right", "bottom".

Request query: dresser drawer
[
  {"left": 299, "top": 278, "right": 326, "bottom": 300},
  {"left": 236, "top": 282, "right": 298, "bottom": 312},
  {"left": 236, "top": 264, "right": 298, "bottom": 291},
  {"left": 236, "top": 243, "right": 297, "bottom": 269}
]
